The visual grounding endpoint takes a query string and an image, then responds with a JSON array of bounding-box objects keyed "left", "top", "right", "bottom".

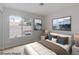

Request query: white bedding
[
  {"left": 24, "top": 42, "right": 56, "bottom": 55},
  {"left": 24, "top": 40, "right": 70, "bottom": 55}
]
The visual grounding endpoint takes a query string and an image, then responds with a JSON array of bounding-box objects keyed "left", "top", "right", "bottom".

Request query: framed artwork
[
  {"left": 52, "top": 16, "right": 71, "bottom": 31},
  {"left": 34, "top": 19, "right": 42, "bottom": 30}
]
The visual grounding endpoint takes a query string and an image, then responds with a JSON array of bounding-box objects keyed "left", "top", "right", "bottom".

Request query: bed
[{"left": 24, "top": 33, "right": 72, "bottom": 55}]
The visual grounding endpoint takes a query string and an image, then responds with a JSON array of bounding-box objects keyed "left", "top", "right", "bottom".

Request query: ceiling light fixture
[{"left": 39, "top": 3, "right": 44, "bottom": 6}]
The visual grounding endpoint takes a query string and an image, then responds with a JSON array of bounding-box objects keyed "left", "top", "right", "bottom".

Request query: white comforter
[{"left": 24, "top": 40, "right": 70, "bottom": 55}]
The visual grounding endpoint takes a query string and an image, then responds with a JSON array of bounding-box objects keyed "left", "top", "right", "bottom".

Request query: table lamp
[{"left": 74, "top": 33, "right": 79, "bottom": 47}]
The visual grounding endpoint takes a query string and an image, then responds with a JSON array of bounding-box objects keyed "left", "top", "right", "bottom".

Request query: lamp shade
[
  {"left": 45, "top": 29, "right": 48, "bottom": 34},
  {"left": 74, "top": 33, "right": 79, "bottom": 41}
]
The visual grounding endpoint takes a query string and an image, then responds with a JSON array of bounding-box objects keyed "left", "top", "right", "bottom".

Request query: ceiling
[{"left": 1, "top": 3, "right": 79, "bottom": 16}]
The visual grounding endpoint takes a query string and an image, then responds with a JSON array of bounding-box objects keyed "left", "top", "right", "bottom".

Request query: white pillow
[{"left": 52, "top": 38, "right": 57, "bottom": 43}]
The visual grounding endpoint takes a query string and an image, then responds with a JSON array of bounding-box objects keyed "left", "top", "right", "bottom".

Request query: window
[
  {"left": 9, "top": 16, "right": 32, "bottom": 38},
  {"left": 23, "top": 18, "right": 32, "bottom": 36}
]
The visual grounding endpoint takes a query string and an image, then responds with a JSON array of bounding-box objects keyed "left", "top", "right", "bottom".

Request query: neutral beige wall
[{"left": 43, "top": 6, "right": 79, "bottom": 35}]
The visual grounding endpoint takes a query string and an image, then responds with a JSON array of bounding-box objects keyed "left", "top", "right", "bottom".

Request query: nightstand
[
  {"left": 41, "top": 36, "right": 46, "bottom": 40},
  {"left": 72, "top": 45, "right": 79, "bottom": 55}
]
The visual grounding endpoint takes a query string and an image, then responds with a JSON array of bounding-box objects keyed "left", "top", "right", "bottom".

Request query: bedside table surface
[{"left": 73, "top": 45, "right": 79, "bottom": 49}]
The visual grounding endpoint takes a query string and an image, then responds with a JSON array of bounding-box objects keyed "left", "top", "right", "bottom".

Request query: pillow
[
  {"left": 52, "top": 38, "right": 57, "bottom": 42},
  {"left": 48, "top": 34, "right": 53, "bottom": 40},
  {"left": 57, "top": 39, "right": 65, "bottom": 45},
  {"left": 48, "top": 34, "right": 58, "bottom": 40},
  {"left": 57, "top": 36, "right": 68, "bottom": 45}
]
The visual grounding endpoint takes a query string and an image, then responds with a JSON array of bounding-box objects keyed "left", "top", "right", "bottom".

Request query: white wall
[
  {"left": 43, "top": 6, "right": 79, "bottom": 35},
  {"left": 3, "top": 7, "right": 44, "bottom": 49}
]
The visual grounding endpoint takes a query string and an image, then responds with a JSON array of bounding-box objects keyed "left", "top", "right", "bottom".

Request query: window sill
[{"left": 9, "top": 35, "right": 32, "bottom": 39}]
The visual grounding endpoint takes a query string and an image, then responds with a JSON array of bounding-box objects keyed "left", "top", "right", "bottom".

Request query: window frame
[{"left": 9, "top": 15, "right": 32, "bottom": 38}]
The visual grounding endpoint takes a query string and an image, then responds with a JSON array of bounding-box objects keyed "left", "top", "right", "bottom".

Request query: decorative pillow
[
  {"left": 48, "top": 34, "right": 53, "bottom": 40},
  {"left": 52, "top": 38, "right": 57, "bottom": 42},
  {"left": 57, "top": 39, "right": 65, "bottom": 45},
  {"left": 52, "top": 35, "right": 57, "bottom": 39},
  {"left": 48, "top": 34, "right": 58, "bottom": 40},
  {"left": 57, "top": 36, "right": 68, "bottom": 45}
]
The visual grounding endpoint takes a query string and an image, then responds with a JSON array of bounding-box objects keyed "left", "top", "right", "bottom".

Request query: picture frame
[
  {"left": 34, "top": 19, "right": 42, "bottom": 30},
  {"left": 52, "top": 16, "right": 71, "bottom": 31}
]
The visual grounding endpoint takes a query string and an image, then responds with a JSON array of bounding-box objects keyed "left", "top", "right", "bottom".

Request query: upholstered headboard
[{"left": 50, "top": 33, "right": 72, "bottom": 45}]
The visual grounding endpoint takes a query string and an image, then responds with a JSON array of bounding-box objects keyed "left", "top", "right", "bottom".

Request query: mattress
[{"left": 24, "top": 40, "right": 70, "bottom": 55}]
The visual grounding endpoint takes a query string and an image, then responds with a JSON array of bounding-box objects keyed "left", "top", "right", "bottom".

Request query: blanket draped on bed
[{"left": 38, "top": 40, "right": 68, "bottom": 55}]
